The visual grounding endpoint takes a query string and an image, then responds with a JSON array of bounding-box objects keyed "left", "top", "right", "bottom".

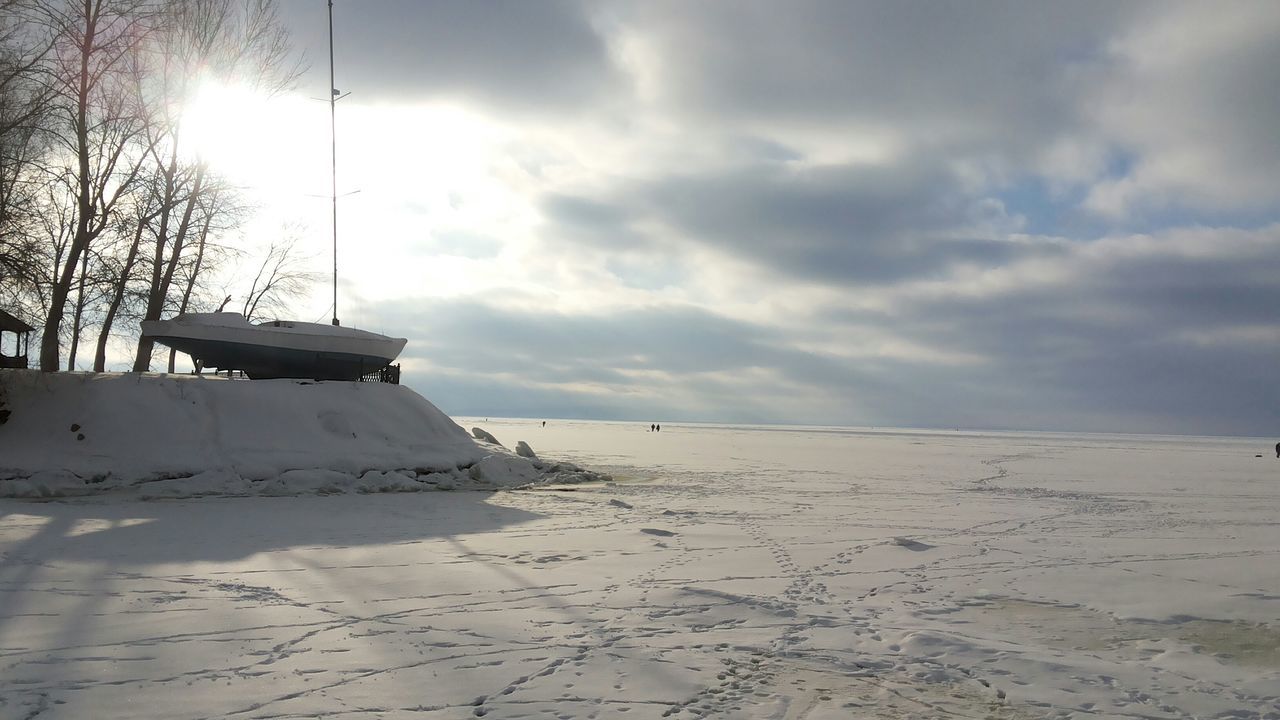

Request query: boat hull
[{"left": 141, "top": 313, "right": 407, "bottom": 381}]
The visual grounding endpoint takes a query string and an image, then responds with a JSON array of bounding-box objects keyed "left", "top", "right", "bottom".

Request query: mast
[{"left": 328, "top": 0, "right": 339, "bottom": 326}]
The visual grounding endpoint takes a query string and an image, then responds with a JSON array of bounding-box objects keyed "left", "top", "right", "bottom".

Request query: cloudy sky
[{"left": 196, "top": 0, "right": 1280, "bottom": 435}]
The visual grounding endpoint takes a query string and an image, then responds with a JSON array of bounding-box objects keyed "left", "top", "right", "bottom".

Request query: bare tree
[
  {"left": 2, "top": 0, "right": 299, "bottom": 371},
  {"left": 0, "top": 1, "right": 54, "bottom": 137},
  {"left": 240, "top": 233, "right": 315, "bottom": 323},
  {"left": 24, "top": 176, "right": 75, "bottom": 332},
  {"left": 129, "top": 0, "right": 298, "bottom": 371},
  {"left": 0, "top": 0, "right": 57, "bottom": 309},
  {"left": 130, "top": 163, "right": 206, "bottom": 369},
  {"left": 166, "top": 182, "right": 240, "bottom": 372},
  {"left": 91, "top": 205, "right": 150, "bottom": 370},
  {"left": 35, "top": 0, "right": 154, "bottom": 371}
]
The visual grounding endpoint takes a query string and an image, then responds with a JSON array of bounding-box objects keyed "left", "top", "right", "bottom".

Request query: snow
[
  {"left": 0, "top": 371, "right": 575, "bottom": 496},
  {"left": 164, "top": 311, "right": 402, "bottom": 341},
  {"left": 164, "top": 311, "right": 253, "bottom": 327},
  {"left": 472, "top": 426, "right": 503, "bottom": 446},
  {"left": 1, "top": 395, "right": 1278, "bottom": 718}
]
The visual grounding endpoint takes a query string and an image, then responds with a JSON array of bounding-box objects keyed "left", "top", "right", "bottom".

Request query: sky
[{"left": 187, "top": 0, "right": 1280, "bottom": 436}]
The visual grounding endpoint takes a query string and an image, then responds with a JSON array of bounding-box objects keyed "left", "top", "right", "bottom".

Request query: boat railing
[
  {"left": 362, "top": 363, "right": 400, "bottom": 384},
  {"left": 197, "top": 369, "right": 249, "bottom": 379},
  {"left": 190, "top": 366, "right": 398, "bottom": 383}
]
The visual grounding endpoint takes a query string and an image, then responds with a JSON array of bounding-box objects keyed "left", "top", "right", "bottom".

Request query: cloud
[
  {"left": 540, "top": 159, "right": 1064, "bottom": 286},
  {"left": 280, "top": 0, "right": 620, "bottom": 112},
  {"left": 607, "top": 2, "right": 1136, "bottom": 155},
  {"left": 263, "top": 2, "right": 1280, "bottom": 436},
  {"left": 369, "top": 224, "right": 1280, "bottom": 435},
  {"left": 382, "top": 299, "right": 863, "bottom": 422},
  {"left": 1084, "top": 2, "right": 1280, "bottom": 217},
  {"left": 605, "top": 1, "right": 1280, "bottom": 222},
  {"left": 871, "top": 225, "right": 1280, "bottom": 433}
]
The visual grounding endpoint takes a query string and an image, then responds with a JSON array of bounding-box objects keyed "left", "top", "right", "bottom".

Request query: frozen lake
[{"left": 2, "top": 420, "right": 1278, "bottom": 718}]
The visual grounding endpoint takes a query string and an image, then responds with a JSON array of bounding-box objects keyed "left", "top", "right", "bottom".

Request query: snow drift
[{"left": 0, "top": 370, "right": 598, "bottom": 498}]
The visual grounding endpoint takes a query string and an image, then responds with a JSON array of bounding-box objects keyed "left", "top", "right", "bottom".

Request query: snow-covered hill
[{"left": 0, "top": 371, "right": 591, "bottom": 498}]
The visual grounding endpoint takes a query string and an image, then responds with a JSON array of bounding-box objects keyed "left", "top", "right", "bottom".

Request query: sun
[
  {"left": 178, "top": 78, "right": 533, "bottom": 317},
  {"left": 180, "top": 79, "right": 326, "bottom": 195},
  {"left": 180, "top": 80, "right": 265, "bottom": 172}
]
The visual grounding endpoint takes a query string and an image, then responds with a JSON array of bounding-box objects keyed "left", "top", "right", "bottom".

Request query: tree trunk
[
  {"left": 166, "top": 207, "right": 212, "bottom": 372},
  {"left": 93, "top": 219, "right": 146, "bottom": 372},
  {"left": 130, "top": 154, "right": 180, "bottom": 371},
  {"left": 40, "top": 210, "right": 94, "bottom": 370},
  {"left": 40, "top": 2, "right": 99, "bottom": 371},
  {"left": 132, "top": 164, "right": 203, "bottom": 371},
  {"left": 66, "top": 247, "right": 90, "bottom": 370}
]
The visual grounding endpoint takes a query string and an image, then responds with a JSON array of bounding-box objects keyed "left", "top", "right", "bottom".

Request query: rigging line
[{"left": 328, "top": 0, "right": 339, "bottom": 326}]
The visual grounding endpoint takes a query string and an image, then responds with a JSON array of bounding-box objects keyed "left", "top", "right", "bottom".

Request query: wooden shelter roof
[{"left": 0, "top": 310, "right": 35, "bottom": 333}]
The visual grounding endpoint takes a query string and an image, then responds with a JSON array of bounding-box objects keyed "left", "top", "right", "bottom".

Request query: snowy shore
[
  {"left": 0, "top": 371, "right": 592, "bottom": 498},
  {"left": 1, "top": 382, "right": 1278, "bottom": 718}
]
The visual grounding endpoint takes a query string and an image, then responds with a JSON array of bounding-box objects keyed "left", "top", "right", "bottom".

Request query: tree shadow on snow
[
  {"left": 0, "top": 492, "right": 541, "bottom": 566},
  {"left": 0, "top": 493, "right": 546, "bottom": 696}
]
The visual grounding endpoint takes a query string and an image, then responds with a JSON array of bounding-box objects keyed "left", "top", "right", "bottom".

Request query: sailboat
[{"left": 143, "top": 1, "right": 407, "bottom": 381}]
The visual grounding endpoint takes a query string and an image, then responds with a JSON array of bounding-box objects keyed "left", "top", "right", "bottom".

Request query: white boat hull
[{"left": 141, "top": 313, "right": 407, "bottom": 381}]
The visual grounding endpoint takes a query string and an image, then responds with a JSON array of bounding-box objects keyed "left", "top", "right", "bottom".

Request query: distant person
[
  {"left": 1275, "top": 441, "right": 1279, "bottom": 458},
  {"left": 542, "top": 421, "right": 546, "bottom": 427},
  {"left": 656, "top": 424, "right": 661, "bottom": 432},
  {"left": 650, "top": 423, "right": 655, "bottom": 432}
]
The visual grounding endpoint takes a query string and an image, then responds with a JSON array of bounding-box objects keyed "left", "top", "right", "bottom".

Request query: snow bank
[
  {"left": 471, "top": 426, "right": 502, "bottom": 445},
  {"left": 0, "top": 371, "right": 603, "bottom": 498}
]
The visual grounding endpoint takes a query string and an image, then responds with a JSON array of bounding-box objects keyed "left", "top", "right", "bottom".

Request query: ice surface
[{"left": 1, "top": 412, "right": 1277, "bottom": 718}]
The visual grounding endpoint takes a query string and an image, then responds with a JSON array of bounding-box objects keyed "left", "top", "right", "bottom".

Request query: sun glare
[
  {"left": 180, "top": 80, "right": 532, "bottom": 311},
  {"left": 180, "top": 80, "right": 325, "bottom": 194},
  {"left": 181, "top": 81, "right": 265, "bottom": 170}
]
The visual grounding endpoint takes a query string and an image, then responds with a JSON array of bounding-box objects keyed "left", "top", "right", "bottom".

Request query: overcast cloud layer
[{"left": 267, "top": 0, "right": 1280, "bottom": 436}]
